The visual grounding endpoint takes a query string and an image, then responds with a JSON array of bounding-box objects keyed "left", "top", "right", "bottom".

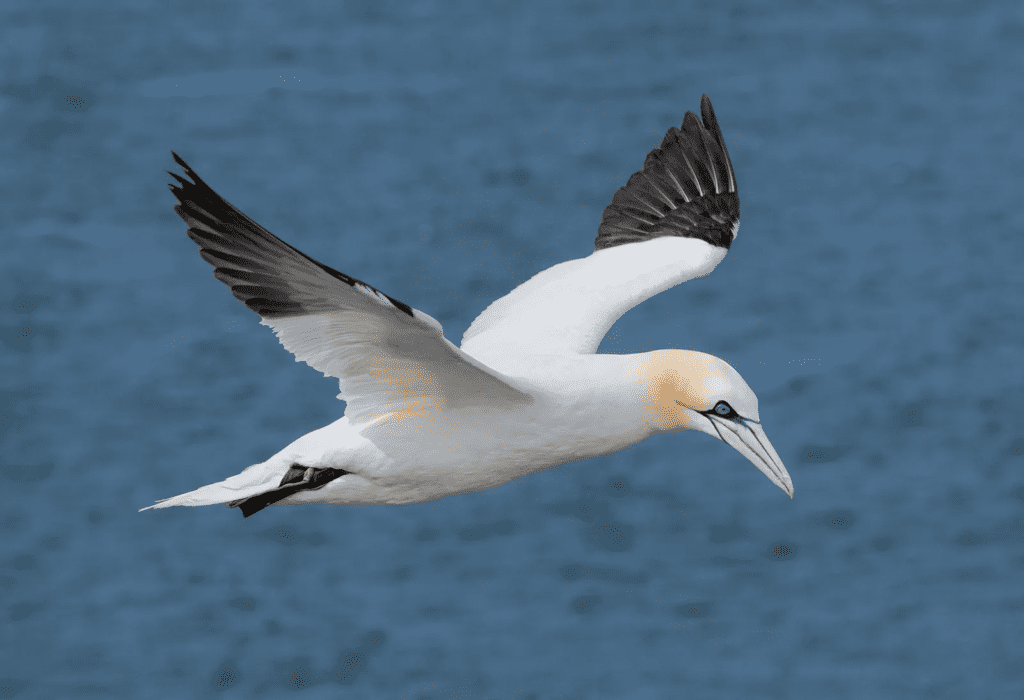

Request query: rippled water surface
[{"left": 2, "top": 1, "right": 1022, "bottom": 698}]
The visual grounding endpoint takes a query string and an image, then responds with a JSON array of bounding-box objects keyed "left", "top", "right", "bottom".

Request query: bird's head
[{"left": 634, "top": 349, "right": 793, "bottom": 497}]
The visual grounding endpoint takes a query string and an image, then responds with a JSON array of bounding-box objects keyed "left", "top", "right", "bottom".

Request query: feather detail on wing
[
  {"left": 595, "top": 94, "right": 739, "bottom": 251},
  {"left": 168, "top": 153, "right": 531, "bottom": 423},
  {"left": 461, "top": 95, "right": 739, "bottom": 360}
]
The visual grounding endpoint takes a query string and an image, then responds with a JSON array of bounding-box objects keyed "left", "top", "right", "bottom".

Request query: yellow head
[{"left": 632, "top": 349, "right": 793, "bottom": 497}]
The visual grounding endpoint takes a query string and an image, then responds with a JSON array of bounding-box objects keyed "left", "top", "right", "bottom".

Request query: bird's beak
[{"left": 708, "top": 417, "right": 794, "bottom": 498}]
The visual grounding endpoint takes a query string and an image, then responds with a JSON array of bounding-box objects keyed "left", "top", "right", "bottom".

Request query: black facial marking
[{"left": 701, "top": 401, "right": 740, "bottom": 421}]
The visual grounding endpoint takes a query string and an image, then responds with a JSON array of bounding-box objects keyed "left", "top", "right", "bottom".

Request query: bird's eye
[{"left": 714, "top": 402, "right": 732, "bottom": 416}]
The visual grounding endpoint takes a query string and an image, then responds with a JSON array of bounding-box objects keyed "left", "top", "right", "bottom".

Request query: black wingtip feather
[
  {"left": 167, "top": 152, "right": 418, "bottom": 321},
  {"left": 595, "top": 95, "right": 739, "bottom": 252}
]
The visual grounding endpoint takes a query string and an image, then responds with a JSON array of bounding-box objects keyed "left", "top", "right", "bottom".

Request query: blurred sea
[{"left": 1, "top": 1, "right": 1022, "bottom": 698}]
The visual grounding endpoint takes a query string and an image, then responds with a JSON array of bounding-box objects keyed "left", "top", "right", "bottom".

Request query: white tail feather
[{"left": 139, "top": 463, "right": 277, "bottom": 511}]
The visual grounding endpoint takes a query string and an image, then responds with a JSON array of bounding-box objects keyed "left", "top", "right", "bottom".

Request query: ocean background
[{"left": 2, "top": 1, "right": 1022, "bottom": 697}]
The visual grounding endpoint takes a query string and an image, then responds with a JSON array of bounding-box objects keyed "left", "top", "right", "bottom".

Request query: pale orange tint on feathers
[{"left": 628, "top": 350, "right": 727, "bottom": 433}]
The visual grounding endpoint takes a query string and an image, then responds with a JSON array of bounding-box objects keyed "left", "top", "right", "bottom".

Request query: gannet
[{"left": 142, "top": 94, "right": 793, "bottom": 518}]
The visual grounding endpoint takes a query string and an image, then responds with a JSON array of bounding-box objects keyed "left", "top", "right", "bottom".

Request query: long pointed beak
[{"left": 711, "top": 418, "right": 794, "bottom": 498}]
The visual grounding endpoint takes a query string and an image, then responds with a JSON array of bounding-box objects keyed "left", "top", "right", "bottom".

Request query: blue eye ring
[{"left": 695, "top": 401, "right": 742, "bottom": 422}]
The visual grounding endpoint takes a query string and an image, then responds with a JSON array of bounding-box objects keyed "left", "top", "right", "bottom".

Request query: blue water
[{"left": 2, "top": 1, "right": 1022, "bottom": 698}]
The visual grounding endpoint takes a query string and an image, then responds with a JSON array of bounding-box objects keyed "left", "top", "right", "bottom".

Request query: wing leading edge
[{"left": 168, "top": 153, "right": 531, "bottom": 423}]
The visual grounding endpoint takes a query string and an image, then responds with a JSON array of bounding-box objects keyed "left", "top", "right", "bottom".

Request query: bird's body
[{"left": 142, "top": 95, "right": 794, "bottom": 518}]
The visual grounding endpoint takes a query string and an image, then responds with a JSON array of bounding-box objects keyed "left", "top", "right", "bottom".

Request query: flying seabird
[{"left": 142, "top": 94, "right": 793, "bottom": 519}]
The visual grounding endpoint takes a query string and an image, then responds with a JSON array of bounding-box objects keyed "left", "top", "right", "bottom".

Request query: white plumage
[{"left": 142, "top": 95, "right": 793, "bottom": 518}]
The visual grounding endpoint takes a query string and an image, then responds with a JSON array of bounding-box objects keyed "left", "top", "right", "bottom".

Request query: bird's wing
[
  {"left": 168, "top": 153, "right": 532, "bottom": 424},
  {"left": 460, "top": 94, "right": 740, "bottom": 359}
]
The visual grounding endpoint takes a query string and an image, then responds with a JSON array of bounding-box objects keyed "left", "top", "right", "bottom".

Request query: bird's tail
[
  {"left": 139, "top": 463, "right": 275, "bottom": 511},
  {"left": 140, "top": 462, "right": 349, "bottom": 518}
]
